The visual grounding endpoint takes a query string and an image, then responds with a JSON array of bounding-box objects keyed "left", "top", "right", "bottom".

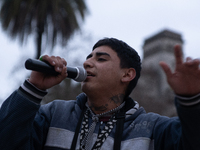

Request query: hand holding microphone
[{"left": 25, "top": 55, "right": 87, "bottom": 90}]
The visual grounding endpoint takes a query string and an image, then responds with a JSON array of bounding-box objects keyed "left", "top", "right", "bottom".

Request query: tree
[{"left": 0, "top": 0, "right": 88, "bottom": 59}]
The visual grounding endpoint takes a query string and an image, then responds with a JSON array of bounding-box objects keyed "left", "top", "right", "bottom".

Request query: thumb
[{"left": 159, "top": 61, "right": 172, "bottom": 78}]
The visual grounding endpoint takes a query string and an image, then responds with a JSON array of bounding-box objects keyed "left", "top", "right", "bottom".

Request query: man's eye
[{"left": 98, "top": 58, "right": 106, "bottom": 61}]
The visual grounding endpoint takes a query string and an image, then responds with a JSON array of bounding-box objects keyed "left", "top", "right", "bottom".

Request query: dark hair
[{"left": 93, "top": 38, "right": 142, "bottom": 97}]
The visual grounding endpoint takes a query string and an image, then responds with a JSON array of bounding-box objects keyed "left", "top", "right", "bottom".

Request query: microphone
[{"left": 25, "top": 58, "right": 87, "bottom": 82}]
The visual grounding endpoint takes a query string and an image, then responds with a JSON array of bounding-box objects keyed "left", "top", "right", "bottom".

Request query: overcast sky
[{"left": 1, "top": 0, "right": 200, "bottom": 105}]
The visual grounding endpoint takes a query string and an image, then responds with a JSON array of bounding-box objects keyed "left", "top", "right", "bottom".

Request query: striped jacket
[{"left": 0, "top": 80, "right": 200, "bottom": 150}]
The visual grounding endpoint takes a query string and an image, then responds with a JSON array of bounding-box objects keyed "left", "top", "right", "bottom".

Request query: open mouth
[{"left": 87, "top": 71, "right": 95, "bottom": 77}]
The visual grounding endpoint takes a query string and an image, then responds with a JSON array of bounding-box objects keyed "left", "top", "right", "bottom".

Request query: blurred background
[{"left": 0, "top": 0, "right": 200, "bottom": 116}]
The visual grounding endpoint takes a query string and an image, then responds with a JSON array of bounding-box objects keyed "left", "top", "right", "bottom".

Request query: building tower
[{"left": 131, "top": 29, "right": 184, "bottom": 117}]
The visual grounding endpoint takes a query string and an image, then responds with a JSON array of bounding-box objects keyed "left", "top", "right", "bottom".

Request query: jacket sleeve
[
  {"left": 153, "top": 94, "right": 200, "bottom": 150},
  {"left": 175, "top": 94, "right": 200, "bottom": 150},
  {"left": 0, "top": 80, "right": 50, "bottom": 150}
]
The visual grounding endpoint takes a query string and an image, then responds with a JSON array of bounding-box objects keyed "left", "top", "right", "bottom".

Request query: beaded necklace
[{"left": 80, "top": 102, "right": 125, "bottom": 150}]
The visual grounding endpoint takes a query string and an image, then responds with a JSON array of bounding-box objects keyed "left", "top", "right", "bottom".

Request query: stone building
[{"left": 131, "top": 29, "right": 184, "bottom": 117}]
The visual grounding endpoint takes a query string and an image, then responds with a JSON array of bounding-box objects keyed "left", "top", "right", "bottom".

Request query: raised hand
[{"left": 159, "top": 45, "right": 200, "bottom": 96}]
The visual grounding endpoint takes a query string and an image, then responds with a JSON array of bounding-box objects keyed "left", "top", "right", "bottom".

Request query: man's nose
[{"left": 83, "top": 58, "right": 94, "bottom": 68}]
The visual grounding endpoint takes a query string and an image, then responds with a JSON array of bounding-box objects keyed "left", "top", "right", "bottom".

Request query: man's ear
[{"left": 121, "top": 68, "right": 136, "bottom": 83}]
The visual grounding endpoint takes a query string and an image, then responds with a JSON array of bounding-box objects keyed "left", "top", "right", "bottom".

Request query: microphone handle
[{"left": 25, "top": 59, "right": 77, "bottom": 79}]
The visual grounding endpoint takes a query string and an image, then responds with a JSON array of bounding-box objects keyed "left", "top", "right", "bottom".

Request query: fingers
[
  {"left": 174, "top": 45, "right": 183, "bottom": 65},
  {"left": 174, "top": 44, "right": 200, "bottom": 69},
  {"left": 159, "top": 61, "right": 172, "bottom": 78},
  {"left": 186, "top": 57, "right": 200, "bottom": 64},
  {"left": 41, "top": 55, "right": 67, "bottom": 73},
  {"left": 185, "top": 57, "right": 200, "bottom": 69}
]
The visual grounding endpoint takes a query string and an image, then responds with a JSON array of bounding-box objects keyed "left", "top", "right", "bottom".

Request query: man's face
[{"left": 81, "top": 46, "right": 125, "bottom": 96}]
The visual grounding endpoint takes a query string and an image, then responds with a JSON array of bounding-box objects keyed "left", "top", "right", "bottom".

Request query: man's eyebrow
[
  {"left": 86, "top": 52, "right": 110, "bottom": 59},
  {"left": 96, "top": 52, "right": 110, "bottom": 57},
  {"left": 86, "top": 54, "right": 92, "bottom": 59}
]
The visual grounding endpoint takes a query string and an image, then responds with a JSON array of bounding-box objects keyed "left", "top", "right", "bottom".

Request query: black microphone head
[{"left": 74, "top": 67, "right": 87, "bottom": 82}]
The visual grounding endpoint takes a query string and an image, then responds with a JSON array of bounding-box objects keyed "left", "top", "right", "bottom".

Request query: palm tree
[{"left": 0, "top": 0, "right": 87, "bottom": 59}]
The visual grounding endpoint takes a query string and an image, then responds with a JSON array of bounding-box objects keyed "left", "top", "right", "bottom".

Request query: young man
[{"left": 0, "top": 38, "right": 200, "bottom": 150}]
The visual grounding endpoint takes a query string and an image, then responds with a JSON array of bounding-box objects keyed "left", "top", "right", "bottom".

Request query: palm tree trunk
[{"left": 36, "top": 23, "right": 44, "bottom": 59}]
